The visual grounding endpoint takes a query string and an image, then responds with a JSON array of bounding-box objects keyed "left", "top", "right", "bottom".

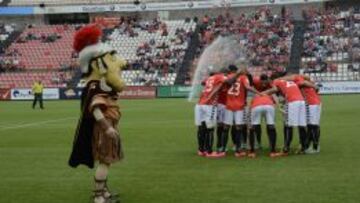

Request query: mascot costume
[{"left": 68, "top": 25, "right": 126, "bottom": 203}]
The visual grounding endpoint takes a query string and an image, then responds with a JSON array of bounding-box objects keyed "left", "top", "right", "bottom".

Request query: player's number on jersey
[
  {"left": 228, "top": 82, "right": 241, "bottom": 96},
  {"left": 286, "top": 81, "right": 297, "bottom": 87},
  {"left": 204, "top": 79, "right": 215, "bottom": 93}
]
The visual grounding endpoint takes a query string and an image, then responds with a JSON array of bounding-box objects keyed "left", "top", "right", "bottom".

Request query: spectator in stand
[
  {"left": 299, "top": 6, "right": 360, "bottom": 78},
  {"left": 194, "top": 7, "right": 293, "bottom": 79}
]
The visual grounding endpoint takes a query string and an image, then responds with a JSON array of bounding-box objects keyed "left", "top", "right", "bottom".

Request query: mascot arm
[
  {"left": 93, "top": 107, "right": 119, "bottom": 139},
  {"left": 93, "top": 107, "right": 105, "bottom": 121}
]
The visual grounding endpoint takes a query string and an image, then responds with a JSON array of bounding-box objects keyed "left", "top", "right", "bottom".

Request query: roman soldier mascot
[{"left": 68, "top": 25, "right": 126, "bottom": 203}]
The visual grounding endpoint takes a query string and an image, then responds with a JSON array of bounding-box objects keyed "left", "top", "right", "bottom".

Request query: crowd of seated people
[
  {"left": 301, "top": 6, "right": 360, "bottom": 79},
  {"left": 0, "top": 24, "right": 77, "bottom": 87},
  {"left": 350, "top": 11, "right": 360, "bottom": 64},
  {"left": 105, "top": 16, "right": 195, "bottom": 85},
  {"left": 195, "top": 7, "right": 293, "bottom": 77},
  {"left": 0, "top": 57, "right": 23, "bottom": 73},
  {"left": 109, "top": 16, "right": 168, "bottom": 38},
  {"left": 131, "top": 28, "right": 191, "bottom": 75},
  {"left": 0, "top": 24, "right": 15, "bottom": 41},
  {"left": 0, "top": 24, "right": 16, "bottom": 54},
  {"left": 0, "top": 18, "right": 193, "bottom": 87},
  {"left": 0, "top": 24, "right": 76, "bottom": 71},
  {"left": 15, "top": 24, "right": 71, "bottom": 44},
  {"left": 0, "top": 24, "right": 23, "bottom": 73}
]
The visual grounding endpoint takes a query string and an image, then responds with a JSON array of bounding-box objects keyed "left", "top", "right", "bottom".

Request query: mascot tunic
[{"left": 68, "top": 25, "right": 126, "bottom": 203}]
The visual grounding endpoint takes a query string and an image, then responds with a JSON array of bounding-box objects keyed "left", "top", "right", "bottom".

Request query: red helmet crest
[{"left": 73, "top": 24, "right": 102, "bottom": 53}]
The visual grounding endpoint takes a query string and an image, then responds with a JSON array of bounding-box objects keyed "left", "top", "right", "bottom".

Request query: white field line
[
  {"left": 0, "top": 121, "right": 47, "bottom": 128},
  {"left": 0, "top": 105, "right": 186, "bottom": 128},
  {"left": 0, "top": 117, "right": 191, "bottom": 131},
  {"left": 0, "top": 117, "right": 76, "bottom": 131}
]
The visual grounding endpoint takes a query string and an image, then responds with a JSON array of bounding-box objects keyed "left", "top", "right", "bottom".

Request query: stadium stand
[
  {"left": 1, "top": 5, "right": 360, "bottom": 89},
  {"left": 0, "top": 24, "right": 77, "bottom": 88},
  {"left": 0, "top": 19, "right": 196, "bottom": 88},
  {"left": 106, "top": 18, "right": 196, "bottom": 86},
  {"left": 194, "top": 7, "right": 293, "bottom": 79},
  {"left": 3, "top": 24, "right": 76, "bottom": 70},
  {"left": 0, "top": 71, "right": 71, "bottom": 88},
  {"left": 0, "top": 24, "right": 17, "bottom": 54},
  {"left": 0, "top": 25, "right": 14, "bottom": 41},
  {"left": 301, "top": 7, "right": 360, "bottom": 81}
]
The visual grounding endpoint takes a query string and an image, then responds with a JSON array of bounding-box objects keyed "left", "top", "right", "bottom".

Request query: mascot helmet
[{"left": 73, "top": 25, "right": 126, "bottom": 92}]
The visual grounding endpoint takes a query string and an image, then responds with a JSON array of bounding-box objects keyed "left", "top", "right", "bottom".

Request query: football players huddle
[{"left": 194, "top": 65, "right": 322, "bottom": 158}]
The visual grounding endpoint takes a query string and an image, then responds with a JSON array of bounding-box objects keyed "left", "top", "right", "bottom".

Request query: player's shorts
[
  {"left": 284, "top": 101, "right": 306, "bottom": 127},
  {"left": 195, "top": 104, "right": 218, "bottom": 128},
  {"left": 250, "top": 105, "right": 275, "bottom": 125},
  {"left": 224, "top": 109, "right": 246, "bottom": 125},
  {"left": 306, "top": 104, "right": 322, "bottom": 125},
  {"left": 217, "top": 104, "right": 226, "bottom": 123}
]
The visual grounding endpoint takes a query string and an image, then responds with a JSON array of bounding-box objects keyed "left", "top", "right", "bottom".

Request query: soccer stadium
[{"left": 1, "top": 0, "right": 360, "bottom": 202}]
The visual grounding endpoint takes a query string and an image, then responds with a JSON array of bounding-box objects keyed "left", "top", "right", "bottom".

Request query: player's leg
[
  {"left": 216, "top": 124, "right": 229, "bottom": 156},
  {"left": 233, "top": 125, "right": 242, "bottom": 155},
  {"left": 222, "top": 126, "right": 229, "bottom": 152},
  {"left": 216, "top": 123, "right": 223, "bottom": 151},
  {"left": 216, "top": 104, "right": 226, "bottom": 153},
  {"left": 253, "top": 125, "right": 262, "bottom": 150},
  {"left": 267, "top": 125, "right": 277, "bottom": 153},
  {"left": 204, "top": 105, "right": 217, "bottom": 155},
  {"left": 305, "top": 104, "right": 313, "bottom": 149},
  {"left": 234, "top": 110, "right": 247, "bottom": 157},
  {"left": 308, "top": 105, "right": 321, "bottom": 153},
  {"left": 314, "top": 105, "right": 321, "bottom": 152},
  {"left": 297, "top": 101, "right": 308, "bottom": 153},
  {"left": 248, "top": 125, "right": 260, "bottom": 158},
  {"left": 217, "top": 109, "right": 233, "bottom": 154},
  {"left": 199, "top": 122, "right": 208, "bottom": 155},
  {"left": 241, "top": 107, "right": 249, "bottom": 150},
  {"left": 306, "top": 124, "right": 315, "bottom": 149},
  {"left": 283, "top": 103, "right": 293, "bottom": 154},
  {"left": 255, "top": 126, "right": 262, "bottom": 149},
  {"left": 314, "top": 124, "right": 320, "bottom": 152},
  {"left": 195, "top": 105, "right": 206, "bottom": 155},
  {"left": 239, "top": 124, "right": 248, "bottom": 150},
  {"left": 264, "top": 105, "right": 280, "bottom": 157},
  {"left": 283, "top": 125, "right": 293, "bottom": 154},
  {"left": 225, "top": 110, "right": 240, "bottom": 153},
  {"left": 205, "top": 128, "right": 215, "bottom": 154},
  {"left": 249, "top": 106, "right": 262, "bottom": 156},
  {"left": 230, "top": 125, "right": 236, "bottom": 149}
]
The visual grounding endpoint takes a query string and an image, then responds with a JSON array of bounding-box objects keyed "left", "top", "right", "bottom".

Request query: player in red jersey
[
  {"left": 282, "top": 74, "right": 322, "bottom": 153},
  {"left": 195, "top": 71, "right": 227, "bottom": 156},
  {"left": 262, "top": 72, "right": 308, "bottom": 155},
  {"left": 212, "top": 65, "right": 239, "bottom": 156},
  {"left": 202, "top": 65, "right": 252, "bottom": 158},
  {"left": 215, "top": 68, "right": 230, "bottom": 154},
  {"left": 248, "top": 74, "right": 281, "bottom": 158},
  {"left": 221, "top": 68, "right": 261, "bottom": 157}
]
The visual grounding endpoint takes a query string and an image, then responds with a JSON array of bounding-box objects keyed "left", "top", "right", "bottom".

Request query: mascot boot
[{"left": 68, "top": 25, "right": 126, "bottom": 203}]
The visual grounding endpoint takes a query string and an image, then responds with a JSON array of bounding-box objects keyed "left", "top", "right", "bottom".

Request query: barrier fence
[{"left": 1, "top": 82, "right": 360, "bottom": 101}]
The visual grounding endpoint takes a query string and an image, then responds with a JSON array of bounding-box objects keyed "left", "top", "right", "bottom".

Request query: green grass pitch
[{"left": 0, "top": 95, "right": 360, "bottom": 203}]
